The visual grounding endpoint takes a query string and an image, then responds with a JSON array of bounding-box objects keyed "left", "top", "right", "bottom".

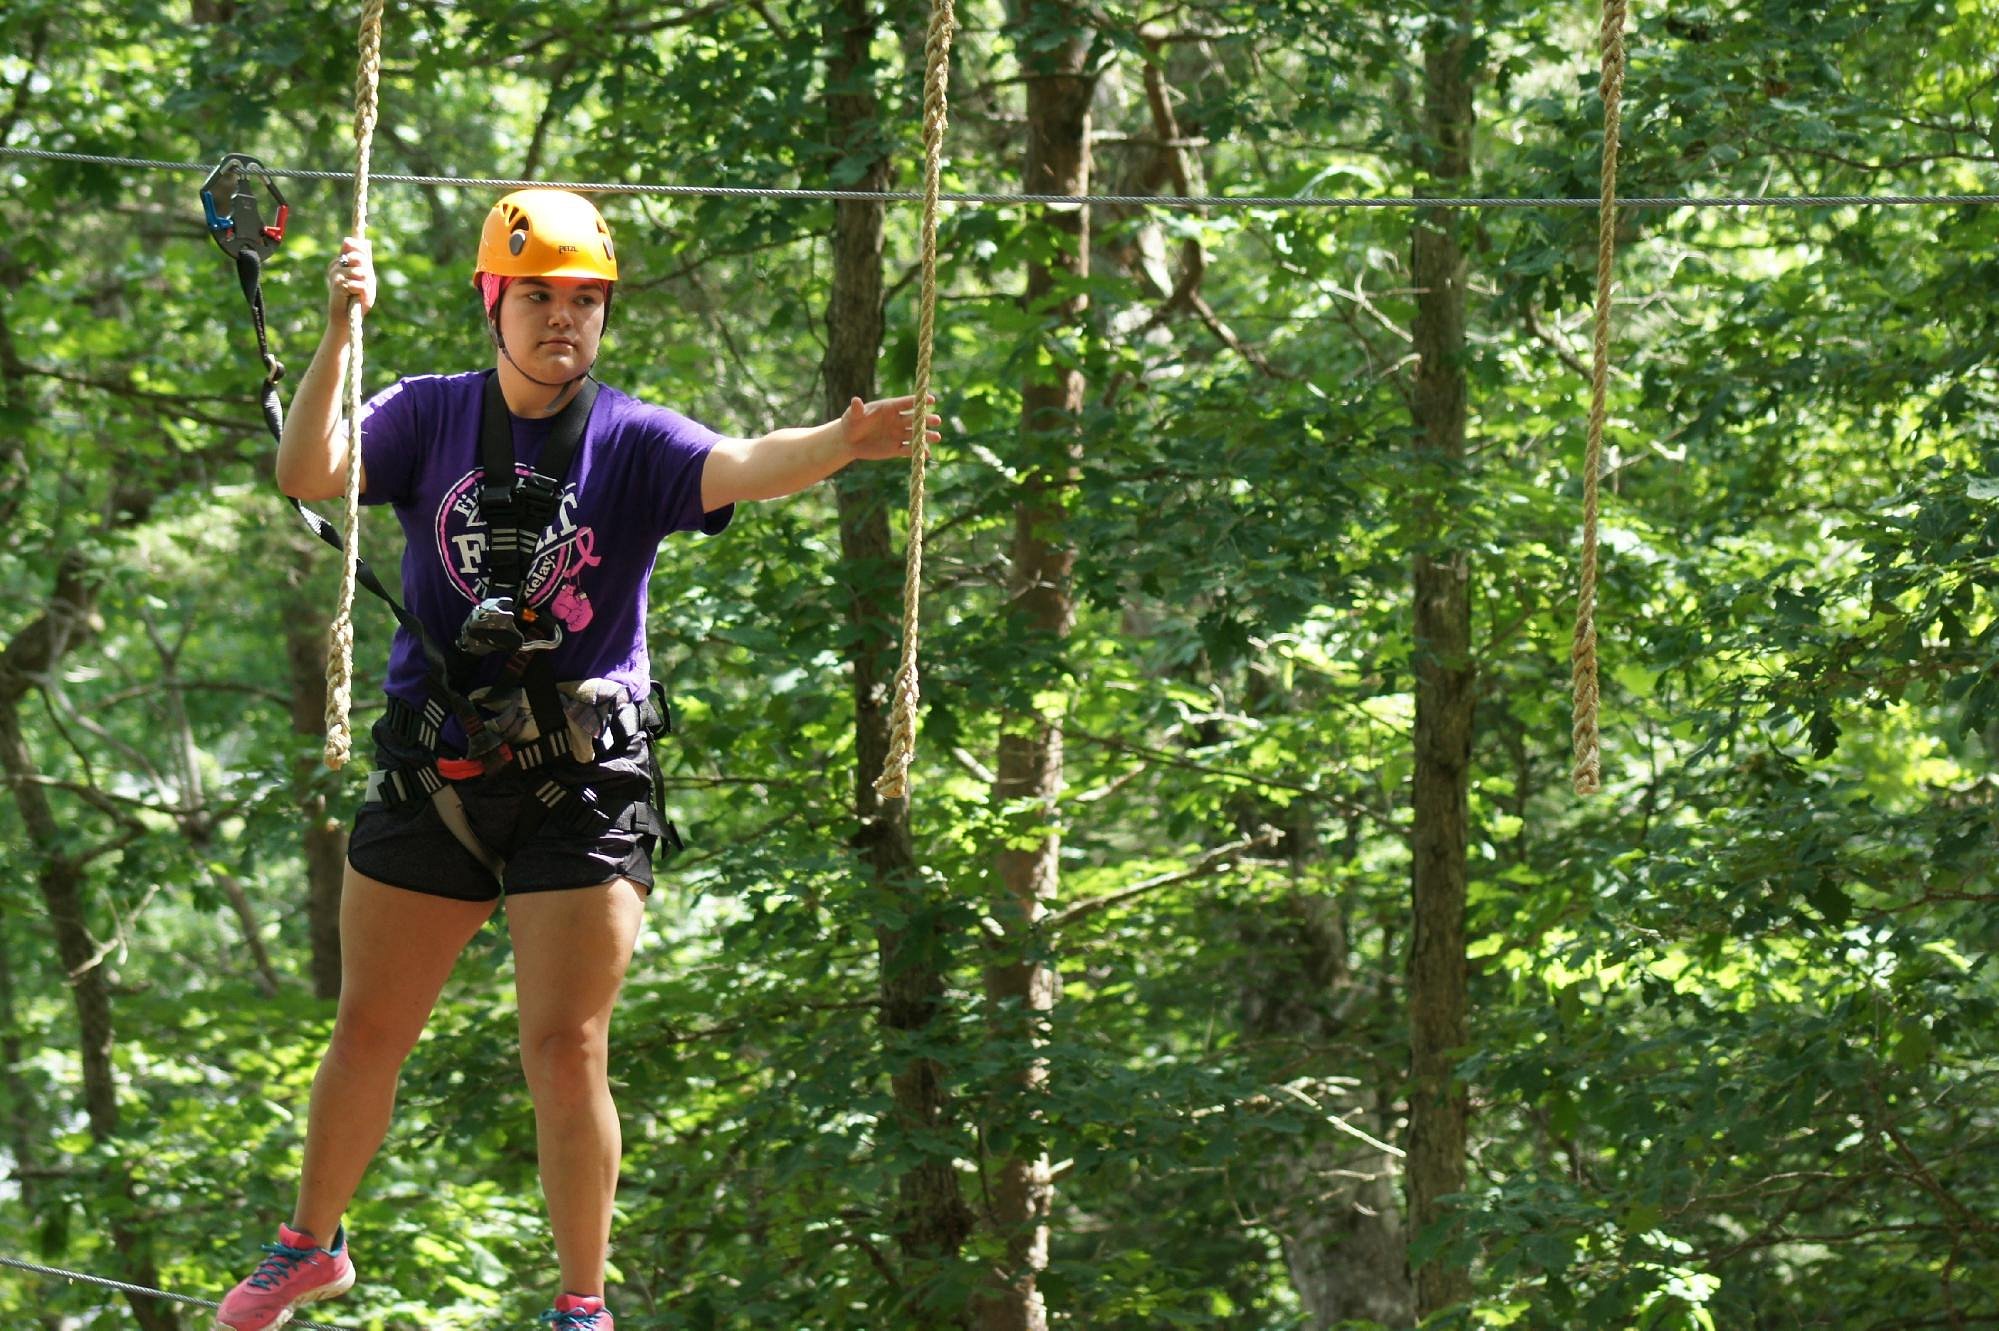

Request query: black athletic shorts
[{"left": 346, "top": 716, "right": 664, "bottom": 903}]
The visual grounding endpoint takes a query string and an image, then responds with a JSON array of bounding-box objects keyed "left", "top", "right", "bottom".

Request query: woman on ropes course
[{"left": 212, "top": 188, "right": 938, "bottom": 1331}]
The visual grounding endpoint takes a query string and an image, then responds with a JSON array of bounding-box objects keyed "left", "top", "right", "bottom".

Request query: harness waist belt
[{"left": 383, "top": 691, "right": 663, "bottom": 761}]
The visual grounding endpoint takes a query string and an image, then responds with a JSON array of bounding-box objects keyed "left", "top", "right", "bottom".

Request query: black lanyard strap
[{"left": 223, "top": 246, "right": 507, "bottom": 768}]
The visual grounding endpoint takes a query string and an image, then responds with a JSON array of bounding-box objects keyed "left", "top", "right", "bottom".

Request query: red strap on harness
[{"left": 437, "top": 756, "right": 488, "bottom": 780}]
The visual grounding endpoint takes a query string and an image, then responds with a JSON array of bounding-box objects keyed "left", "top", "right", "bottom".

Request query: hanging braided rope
[
  {"left": 0, "top": 1255, "right": 353, "bottom": 1331},
  {"left": 874, "top": 0, "right": 956, "bottom": 801},
  {"left": 1571, "top": 0, "right": 1628, "bottom": 796},
  {"left": 324, "top": 0, "right": 386, "bottom": 768}
]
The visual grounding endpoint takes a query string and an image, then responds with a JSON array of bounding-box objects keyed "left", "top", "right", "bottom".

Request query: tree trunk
[
  {"left": 0, "top": 557, "right": 179, "bottom": 1331},
  {"left": 216, "top": 867, "right": 283, "bottom": 996},
  {"left": 824, "top": 0, "right": 972, "bottom": 1316},
  {"left": 0, "top": 914, "right": 65, "bottom": 1331},
  {"left": 1238, "top": 759, "right": 1412, "bottom": 1325},
  {"left": 978, "top": 6, "right": 1091, "bottom": 1328},
  {"left": 0, "top": 913, "right": 32, "bottom": 1174},
  {"left": 158, "top": 635, "right": 284, "bottom": 996},
  {"left": 0, "top": 293, "right": 59, "bottom": 1331},
  {"left": 1405, "top": 5, "right": 1477, "bottom": 1320},
  {"left": 284, "top": 545, "right": 345, "bottom": 1001}
]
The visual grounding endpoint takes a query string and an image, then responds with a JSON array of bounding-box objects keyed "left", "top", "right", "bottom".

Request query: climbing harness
[
  {"left": 201, "top": 161, "right": 676, "bottom": 873},
  {"left": 364, "top": 680, "right": 679, "bottom": 880},
  {"left": 355, "top": 370, "right": 681, "bottom": 875}
]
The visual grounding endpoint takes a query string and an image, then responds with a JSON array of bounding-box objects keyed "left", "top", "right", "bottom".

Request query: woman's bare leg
[
  {"left": 505, "top": 879, "right": 645, "bottom": 1296},
  {"left": 291, "top": 868, "right": 496, "bottom": 1240}
]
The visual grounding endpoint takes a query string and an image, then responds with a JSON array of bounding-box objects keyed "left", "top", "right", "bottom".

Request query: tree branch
[
  {"left": 65, "top": 882, "right": 163, "bottom": 981},
  {"left": 1042, "top": 826, "right": 1281, "bottom": 931},
  {"left": 512, "top": 2, "right": 733, "bottom": 60},
  {"left": 746, "top": 0, "right": 790, "bottom": 40},
  {"left": 1130, "top": 39, "right": 1281, "bottom": 378},
  {"left": 1053, "top": 717, "right": 1393, "bottom": 824}
]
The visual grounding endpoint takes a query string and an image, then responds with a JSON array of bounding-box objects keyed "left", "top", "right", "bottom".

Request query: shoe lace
[
  {"left": 539, "top": 1305, "right": 605, "bottom": 1330},
  {"left": 245, "top": 1240, "right": 318, "bottom": 1291}
]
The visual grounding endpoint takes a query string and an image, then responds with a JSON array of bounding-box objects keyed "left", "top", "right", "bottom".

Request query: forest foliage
[{"left": 1, "top": 1, "right": 1995, "bottom": 1328}]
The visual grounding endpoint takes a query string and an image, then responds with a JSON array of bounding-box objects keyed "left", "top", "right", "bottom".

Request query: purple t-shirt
[{"left": 359, "top": 371, "right": 731, "bottom": 735}]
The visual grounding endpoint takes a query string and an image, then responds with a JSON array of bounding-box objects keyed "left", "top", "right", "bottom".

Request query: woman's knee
[
  {"left": 519, "top": 1025, "right": 609, "bottom": 1099},
  {"left": 324, "top": 1004, "right": 426, "bottom": 1074}
]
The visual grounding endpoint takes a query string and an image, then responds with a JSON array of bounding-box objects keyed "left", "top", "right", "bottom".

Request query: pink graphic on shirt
[
  {"left": 551, "top": 583, "right": 593, "bottom": 630},
  {"left": 433, "top": 468, "right": 601, "bottom": 627},
  {"left": 547, "top": 529, "right": 601, "bottom": 629}
]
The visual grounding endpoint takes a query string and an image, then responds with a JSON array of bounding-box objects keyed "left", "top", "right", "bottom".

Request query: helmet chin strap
[{"left": 487, "top": 318, "right": 594, "bottom": 415}]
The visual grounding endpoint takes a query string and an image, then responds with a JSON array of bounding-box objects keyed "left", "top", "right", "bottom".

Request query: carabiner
[{"left": 200, "top": 152, "right": 289, "bottom": 262}]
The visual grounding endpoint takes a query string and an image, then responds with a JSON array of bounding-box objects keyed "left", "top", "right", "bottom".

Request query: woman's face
[{"left": 497, "top": 276, "right": 608, "bottom": 379}]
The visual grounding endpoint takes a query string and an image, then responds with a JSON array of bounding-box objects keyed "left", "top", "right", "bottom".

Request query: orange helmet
[{"left": 473, "top": 188, "right": 618, "bottom": 283}]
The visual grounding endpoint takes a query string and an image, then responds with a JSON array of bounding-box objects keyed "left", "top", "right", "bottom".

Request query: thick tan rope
[
  {"left": 874, "top": 0, "right": 956, "bottom": 801},
  {"left": 1571, "top": 0, "right": 1627, "bottom": 797},
  {"left": 324, "top": 0, "right": 385, "bottom": 768}
]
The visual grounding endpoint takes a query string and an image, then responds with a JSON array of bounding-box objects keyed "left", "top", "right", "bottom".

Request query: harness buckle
[
  {"left": 458, "top": 595, "right": 564, "bottom": 657},
  {"left": 200, "top": 153, "right": 288, "bottom": 262},
  {"left": 463, "top": 723, "right": 516, "bottom": 774},
  {"left": 457, "top": 595, "right": 528, "bottom": 656},
  {"left": 514, "top": 470, "right": 563, "bottom": 527},
  {"left": 480, "top": 479, "right": 516, "bottom": 520}
]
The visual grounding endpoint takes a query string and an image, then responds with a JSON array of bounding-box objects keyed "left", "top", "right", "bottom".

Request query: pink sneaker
[
  {"left": 540, "top": 1293, "right": 613, "bottom": 1330},
  {"left": 214, "top": 1224, "right": 356, "bottom": 1331}
]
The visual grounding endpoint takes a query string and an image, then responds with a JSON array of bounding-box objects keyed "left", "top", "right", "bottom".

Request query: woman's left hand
[{"left": 841, "top": 395, "right": 942, "bottom": 461}]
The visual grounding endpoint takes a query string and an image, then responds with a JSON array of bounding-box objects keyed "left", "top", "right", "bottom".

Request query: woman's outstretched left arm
[{"left": 700, "top": 395, "right": 940, "bottom": 510}]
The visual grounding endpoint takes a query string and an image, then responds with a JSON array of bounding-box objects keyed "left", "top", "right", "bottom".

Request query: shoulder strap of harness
[
  {"left": 478, "top": 371, "right": 600, "bottom": 749},
  {"left": 478, "top": 370, "right": 599, "bottom": 609}
]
